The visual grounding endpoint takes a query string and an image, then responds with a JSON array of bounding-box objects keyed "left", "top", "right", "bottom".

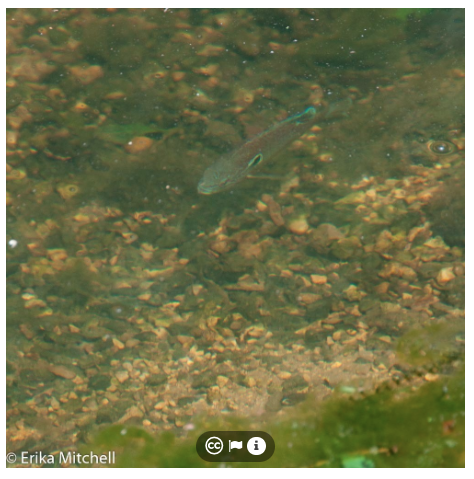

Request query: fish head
[
  {"left": 198, "top": 152, "right": 262, "bottom": 195},
  {"left": 197, "top": 162, "right": 237, "bottom": 194}
]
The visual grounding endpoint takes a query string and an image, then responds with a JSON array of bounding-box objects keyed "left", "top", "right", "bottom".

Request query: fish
[{"left": 197, "top": 105, "right": 323, "bottom": 195}]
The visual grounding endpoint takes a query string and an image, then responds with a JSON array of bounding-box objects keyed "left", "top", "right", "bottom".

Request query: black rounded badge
[{"left": 196, "top": 431, "right": 275, "bottom": 462}]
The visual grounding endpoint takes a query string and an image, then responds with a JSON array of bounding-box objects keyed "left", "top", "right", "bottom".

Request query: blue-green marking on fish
[{"left": 197, "top": 106, "right": 321, "bottom": 195}]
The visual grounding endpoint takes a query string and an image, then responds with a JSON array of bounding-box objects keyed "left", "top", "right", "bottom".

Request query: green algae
[
  {"left": 397, "top": 320, "right": 464, "bottom": 367},
  {"left": 87, "top": 367, "right": 464, "bottom": 467},
  {"left": 393, "top": 9, "right": 431, "bottom": 21}
]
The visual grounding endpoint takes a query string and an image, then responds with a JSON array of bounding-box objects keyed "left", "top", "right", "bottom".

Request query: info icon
[{"left": 247, "top": 437, "right": 266, "bottom": 455}]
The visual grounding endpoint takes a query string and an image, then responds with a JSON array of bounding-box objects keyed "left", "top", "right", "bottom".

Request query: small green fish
[{"left": 198, "top": 106, "right": 322, "bottom": 195}]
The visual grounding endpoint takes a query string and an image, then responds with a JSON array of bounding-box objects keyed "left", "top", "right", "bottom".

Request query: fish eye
[
  {"left": 248, "top": 154, "right": 263, "bottom": 168},
  {"left": 428, "top": 140, "right": 456, "bottom": 155}
]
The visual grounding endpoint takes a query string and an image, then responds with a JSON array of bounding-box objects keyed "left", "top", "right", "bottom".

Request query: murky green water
[{"left": 6, "top": 8, "right": 464, "bottom": 468}]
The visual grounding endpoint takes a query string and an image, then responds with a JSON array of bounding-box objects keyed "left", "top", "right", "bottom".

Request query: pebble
[
  {"left": 125, "top": 136, "right": 154, "bottom": 153},
  {"left": 298, "top": 293, "right": 321, "bottom": 305},
  {"left": 171, "top": 71, "right": 186, "bottom": 81},
  {"left": 69, "top": 65, "right": 104, "bottom": 85},
  {"left": 154, "top": 401, "right": 167, "bottom": 410},
  {"left": 261, "top": 194, "right": 285, "bottom": 226},
  {"left": 311, "top": 274, "right": 327, "bottom": 285},
  {"left": 216, "top": 375, "right": 229, "bottom": 387},
  {"left": 424, "top": 373, "right": 439, "bottom": 382},
  {"left": 115, "top": 370, "right": 129, "bottom": 383},
  {"left": 246, "top": 377, "right": 256, "bottom": 387},
  {"left": 112, "top": 338, "right": 125, "bottom": 349},
  {"left": 287, "top": 216, "right": 309, "bottom": 235},
  {"left": 437, "top": 267, "right": 456, "bottom": 284},
  {"left": 49, "top": 365, "right": 76, "bottom": 380}
]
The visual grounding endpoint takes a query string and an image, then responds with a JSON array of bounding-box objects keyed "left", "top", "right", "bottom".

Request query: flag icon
[{"left": 229, "top": 440, "right": 243, "bottom": 451}]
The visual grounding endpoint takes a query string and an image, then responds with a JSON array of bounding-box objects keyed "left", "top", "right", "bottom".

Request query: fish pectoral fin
[{"left": 246, "top": 173, "right": 284, "bottom": 181}]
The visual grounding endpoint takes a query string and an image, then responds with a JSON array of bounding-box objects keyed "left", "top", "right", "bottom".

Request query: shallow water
[{"left": 6, "top": 8, "right": 464, "bottom": 468}]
